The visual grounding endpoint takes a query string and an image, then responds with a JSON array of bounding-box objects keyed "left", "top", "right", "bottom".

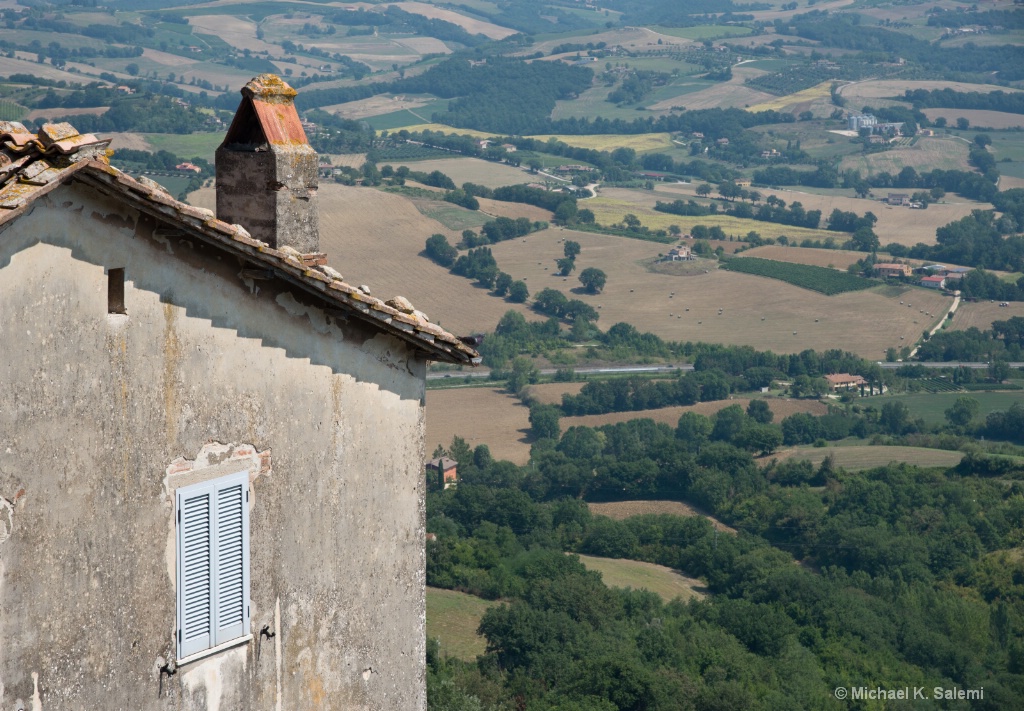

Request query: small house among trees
[{"left": 426, "top": 456, "right": 459, "bottom": 490}]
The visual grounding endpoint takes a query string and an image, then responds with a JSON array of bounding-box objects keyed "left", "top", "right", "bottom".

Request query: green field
[
  {"left": 722, "top": 256, "right": 876, "bottom": 295},
  {"left": 143, "top": 133, "right": 225, "bottom": 163},
  {"left": 778, "top": 444, "right": 965, "bottom": 470},
  {"left": 889, "top": 392, "right": 1024, "bottom": 426},
  {"left": 413, "top": 200, "right": 493, "bottom": 231},
  {"left": 426, "top": 587, "right": 494, "bottom": 661},
  {"left": 576, "top": 554, "right": 706, "bottom": 602}
]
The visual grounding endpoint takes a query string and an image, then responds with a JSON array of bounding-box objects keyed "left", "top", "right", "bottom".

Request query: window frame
[{"left": 175, "top": 470, "right": 251, "bottom": 662}]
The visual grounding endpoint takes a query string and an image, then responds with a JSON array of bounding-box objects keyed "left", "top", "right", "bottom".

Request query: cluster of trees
[
  {"left": 787, "top": 11, "right": 1024, "bottom": 80},
  {"left": 424, "top": 242, "right": 530, "bottom": 303},
  {"left": 425, "top": 413, "right": 1024, "bottom": 708},
  {"left": 533, "top": 288, "right": 600, "bottom": 323},
  {"left": 556, "top": 240, "right": 581, "bottom": 276},
  {"left": 905, "top": 88, "right": 1024, "bottom": 115},
  {"left": 110, "top": 148, "right": 212, "bottom": 176},
  {"left": 301, "top": 57, "right": 595, "bottom": 135},
  {"left": 607, "top": 70, "right": 670, "bottom": 105},
  {"left": 917, "top": 318, "right": 1024, "bottom": 363},
  {"left": 33, "top": 94, "right": 214, "bottom": 134},
  {"left": 658, "top": 191, "right": 826, "bottom": 230},
  {"left": 926, "top": 8, "right": 1024, "bottom": 31},
  {"left": 306, "top": 110, "right": 375, "bottom": 155},
  {"left": 896, "top": 208, "right": 1024, "bottom": 275},
  {"left": 560, "top": 372, "right": 733, "bottom": 416}
]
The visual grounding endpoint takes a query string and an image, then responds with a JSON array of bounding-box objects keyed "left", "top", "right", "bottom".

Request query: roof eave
[{"left": 73, "top": 165, "right": 479, "bottom": 366}]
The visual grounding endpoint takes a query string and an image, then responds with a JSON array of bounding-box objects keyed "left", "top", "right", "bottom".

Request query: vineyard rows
[{"left": 720, "top": 256, "right": 876, "bottom": 295}]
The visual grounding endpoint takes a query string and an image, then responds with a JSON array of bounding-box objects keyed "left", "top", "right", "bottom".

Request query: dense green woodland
[{"left": 426, "top": 410, "right": 1024, "bottom": 709}]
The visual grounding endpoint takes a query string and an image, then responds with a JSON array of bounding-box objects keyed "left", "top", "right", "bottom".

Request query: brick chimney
[{"left": 215, "top": 74, "right": 319, "bottom": 253}]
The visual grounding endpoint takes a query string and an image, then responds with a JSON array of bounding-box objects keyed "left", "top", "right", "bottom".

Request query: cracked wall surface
[{"left": 0, "top": 182, "right": 428, "bottom": 710}]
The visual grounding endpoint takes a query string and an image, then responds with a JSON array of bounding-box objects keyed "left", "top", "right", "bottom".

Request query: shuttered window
[{"left": 176, "top": 471, "right": 250, "bottom": 660}]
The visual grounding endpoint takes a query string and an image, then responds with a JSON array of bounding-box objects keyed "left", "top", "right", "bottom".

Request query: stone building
[{"left": 0, "top": 76, "right": 478, "bottom": 709}]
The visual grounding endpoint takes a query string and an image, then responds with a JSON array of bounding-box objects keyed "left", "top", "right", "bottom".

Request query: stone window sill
[{"left": 177, "top": 634, "right": 253, "bottom": 667}]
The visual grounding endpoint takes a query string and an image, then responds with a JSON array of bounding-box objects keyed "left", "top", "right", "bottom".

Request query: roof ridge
[{"left": 76, "top": 161, "right": 479, "bottom": 365}]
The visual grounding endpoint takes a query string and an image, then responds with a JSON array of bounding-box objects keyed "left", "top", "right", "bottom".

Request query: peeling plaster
[
  {"left": 274, "top": 292, "right": 332, "bottom": 335},
  {"left": 162, "top": 443, "right": 271, "bottom": 592},
  {"left": 0, "top": 496, "right": 12, "bottom": 546},
  {"left": 181, "top": 646, "right": 247, "bottom": 711}
]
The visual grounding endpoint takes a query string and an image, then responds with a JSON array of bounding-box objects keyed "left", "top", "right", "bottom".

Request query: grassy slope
[
  {"left": 576, "top": 554, "right": 706, "bottom": 602},
  {"left": 774, "top": 444, "right": 965, "bottom": 470},
  {"left": 889, "top": 392, "right": 1024, "bottom": 426},
  {"left": 426, "top": 587, "right": 494, "bottom": 661}
]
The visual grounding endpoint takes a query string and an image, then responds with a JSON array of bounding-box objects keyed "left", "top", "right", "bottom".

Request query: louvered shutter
[
  {"left": 176, "top": 471, "right": 250, "bottom": 660},
  {"left": 177, "top": 481, "right": 215, "bottom": 659},
  {"left": 213, "top": 472, "right": 249, "bottom": 645}
]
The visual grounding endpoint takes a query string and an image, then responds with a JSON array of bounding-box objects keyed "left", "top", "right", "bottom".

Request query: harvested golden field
[
  {"left": 386, "top": 124, "right": 673, "bottom": 152},
  {"left": 389, "top": 122, "right": 499, "bottom": 139},
  {"left": 105, "top": 132, "right": 152, "bottom": 151},
  {"left": 529, "top": 133, "right": 676, "bottom": 152},
  {"left": 652, "top": 182, "right": 980, "bottom": 247},
  {"left": 587, "top": 193, "right": 835, "bottom": 242},
  {"left": 560, "top": 398, "right": 829, "bottom": 430},
  {"left": 28, "top": 105, "right": 108, "bottom": 121},
  {"left": 1001, "top": 176, "right": 1024, "bottom": 190},
  {"left": 390, "top": 2, "right": 516, "bottom": 39},
  {"left": 191, "top": 184, "right": 537, "bottom": 335},
  {"left": 382, "top": 157, "right": 531, "bottom": 188},
  {"left": 921, "top": 109, "right": 1024, "bottom": 130},
  {"left": 649, "top": 82, "right": 774, "bottom": 112},
  {"left": 772, "top": 445, "right": 964, "bottom": 470},
  {"left": 839, "top": 138, "right": 971, "bottom": 179},
  {"left": 490, "top": 226, "right": 953, "bottom": 356},
  {"left": 524, "top": 381, "right": 586, "bottom": 405},
  {"left": 588, "top": 501, "right": 736, "bottom": 534},
  {"left": 747, "top": 0, "right": 853, "bottom": 21},
  {"left": 475, "top": 197, "right": 552, "bottom": 222},
  {"left": 838, "top": 80, "right": 1019, "bottom": 103},
  {"left": 746, "top": 82, "right": 834, "bottom": 113},
  {"left": 741, "top": 245, "right": 865, "bottom": 270},
  {"left": 949, "top": 300, "right": 1024, "bottom": 332},
  {"left": 0, "top": 55, "right": 86, "bottom": 83},
  {"left": 426, "top": 387, "right": 532, "bottom": 464},
  {"left": 189, "top": 15, "right": 278, "bottom": 55},
  {"left": 326, "top": 153, "right": 367, "bottom": 168},
  {"left": 576, "top": 554, "right": 707, "bottom": 602},
  {"left": 528, "top": 27, "right": 690, "bottom": 56},
  {"left": 325, "top": 94, "right": 433, "bottom": 120},
  {"left": 141, "top": 47, "right": 199, "bottom": 68}
]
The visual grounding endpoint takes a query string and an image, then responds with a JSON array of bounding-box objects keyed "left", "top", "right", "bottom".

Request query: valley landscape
[{"left": 11, "top": 0, "right": 1024, "bottom": 707}]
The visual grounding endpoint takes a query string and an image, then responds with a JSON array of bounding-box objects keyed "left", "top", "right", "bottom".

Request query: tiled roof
[{"left": 0, "top": 121, "right": 480, "bottom": 366}]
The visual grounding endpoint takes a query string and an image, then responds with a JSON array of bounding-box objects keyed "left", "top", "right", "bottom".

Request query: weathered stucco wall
[{"left": 0, "top": 181, "right": 427, "bottom": 710}]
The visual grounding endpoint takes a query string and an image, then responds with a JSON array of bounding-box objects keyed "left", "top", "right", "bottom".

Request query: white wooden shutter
[
  {"left": 176, "top": 471, "right": 250, "bottom": 660},
  {"left": 213, "top": 472, "right": 250, "bottom": 645}
]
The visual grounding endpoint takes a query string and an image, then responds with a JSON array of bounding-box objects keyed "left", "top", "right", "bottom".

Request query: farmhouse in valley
[
  {"left": 886, "top": 193, "right": 911, "bottom": 206},
  {"left": 664, "top": 244, "right": 694, "bottom": 261},
  {"left": 825, "top": 373, "right": 868, "bottom": 392},
  {"left": 921, "top": 275, "right": 947, "bottom": 289},
  {"left": 427, "top": 456, "right": 459, "bottom": 490},
  {"left": 0, "top": 75, "right": 478, "bottom": 710},
  {"left": 875, "top": 262, "right": 913, "bottom": 279}
]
